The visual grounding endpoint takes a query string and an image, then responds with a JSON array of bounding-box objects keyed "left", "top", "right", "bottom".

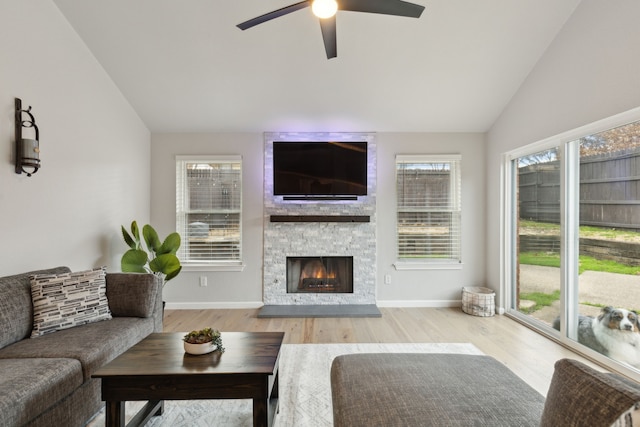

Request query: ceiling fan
[{"left": 237, "top": 0, "right": 425, "bottom": 59}]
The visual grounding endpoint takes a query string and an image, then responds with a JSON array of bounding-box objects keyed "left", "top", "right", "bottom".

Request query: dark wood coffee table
[{"left": 93, "top": 331, "right": 284, "bottom": 427}]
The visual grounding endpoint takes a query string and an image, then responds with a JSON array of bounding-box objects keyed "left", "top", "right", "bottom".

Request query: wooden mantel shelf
[{"left": 270, "top": 215, "right": 370, "bottom": 223}]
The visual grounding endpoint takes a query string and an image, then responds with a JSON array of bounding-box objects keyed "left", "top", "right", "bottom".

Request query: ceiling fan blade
[
  {"left": 237, "top": 1, "right": 311, "bottom": 30},
  {"left": 339, "top": 0, "right": 425, "bottom": 18},
  {"left": 319, "top": 16, "right": 337, "bottom": 59}
]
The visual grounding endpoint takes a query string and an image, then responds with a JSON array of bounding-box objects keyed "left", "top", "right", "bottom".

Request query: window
[
  {"left": 395, "top": 155, "right": 462, "bottom": 266},
  {"left": 504, "top": 111, "right": 640, "bottom": 377},
  {"left": 176, "top": 156, "right": 242, "bottom": 266}
]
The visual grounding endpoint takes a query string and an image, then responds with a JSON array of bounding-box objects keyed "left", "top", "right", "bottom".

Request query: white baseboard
[
  {"left": 165, "top": 300, "right": 467, "bottom": 310},
  {"left": 164, "top": 301, "right": 264, "bottom": 310},
  {"left": 376, "top": 300, "right": 461, "bottom": 308}
]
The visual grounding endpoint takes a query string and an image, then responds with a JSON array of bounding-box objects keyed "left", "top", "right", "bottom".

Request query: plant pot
[{"left": 183, "top": 341, "right": 217, "bottom": 355}]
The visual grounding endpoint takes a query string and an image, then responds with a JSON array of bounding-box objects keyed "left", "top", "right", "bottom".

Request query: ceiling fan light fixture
[
  {"left": 238, "top": 0, "right": 425, "bottom": 59},
  {"left": 312, "top": 0, "right": 338, "bottom": 19}
]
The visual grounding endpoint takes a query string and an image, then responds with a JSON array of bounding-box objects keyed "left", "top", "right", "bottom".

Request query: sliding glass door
[
  {"left": 513, "top": 147, "right": 562, "bottom": 328},
  {"left": 506, "top": 115, "right": 640, "bottom": 374}
]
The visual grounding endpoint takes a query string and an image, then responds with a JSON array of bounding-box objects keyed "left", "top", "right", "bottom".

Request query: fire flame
[{"left": 300, "top": 260, "right": 338, "bottom": 280}]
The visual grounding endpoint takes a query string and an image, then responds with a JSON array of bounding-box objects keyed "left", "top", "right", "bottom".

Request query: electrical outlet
[
  {"left": 384, "top": 274, "right": 391, "bottom": 285},
  {"left": 199, "top": 276, "right": 207, "bottom": 287}
]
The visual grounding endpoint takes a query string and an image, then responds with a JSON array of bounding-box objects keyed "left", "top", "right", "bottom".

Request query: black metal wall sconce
[{"left": 15, "top": 98, "right": 41, "bottom": 176}]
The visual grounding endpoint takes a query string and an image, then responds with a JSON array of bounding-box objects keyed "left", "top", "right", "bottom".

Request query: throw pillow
[{"left": 30, "top": 266, "right": 112, "bottom": 337}]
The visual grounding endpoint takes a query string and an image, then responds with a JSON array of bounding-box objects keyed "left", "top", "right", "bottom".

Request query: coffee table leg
[
  {"left": 105, "top": 401, "right": 125, "bottom": 427},
  {"left": 254, "top": 370, "right": 279, "bottom": 427},
  {"left": 253, "top": 398, "right": 268, "bottom": 427}
]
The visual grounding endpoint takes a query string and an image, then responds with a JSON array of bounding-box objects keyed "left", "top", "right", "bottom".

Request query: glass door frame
[{"left": 500, "top": 107, "right": 640, "bottom": 381}]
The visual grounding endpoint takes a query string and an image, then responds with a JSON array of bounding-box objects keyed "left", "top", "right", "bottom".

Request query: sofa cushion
[
  {"left": 0, "top": 316, "right": 154, "bottom": 381},
  {"left": 540, "top": 358, "right": 640, "bottom": 427},
  {"left": 0, "top": 358, "right": 83, "bottom": 427},
  {"left": 106, "top": 272, "right": 159, "bottom": 318},
  {"left": 0, "top": 266, "right": 70, "bottom": 350},
  {"left": 612, "top": 403, "right": 640, "bottom": 427},
  {"left": 30, "top": 267, "right": 112, "bottom": 337},
  {"left": 331, "top": 353, "right": 545, "bottom": 427}
]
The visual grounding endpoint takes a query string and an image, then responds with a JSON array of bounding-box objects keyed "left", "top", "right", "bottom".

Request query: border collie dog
[{"left": 553, "top": 306, "right": 640, "bottom": 368}]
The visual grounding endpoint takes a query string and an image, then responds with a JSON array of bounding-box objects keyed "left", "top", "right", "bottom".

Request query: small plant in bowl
[{"left": 183, "top": 328, "right": 224, "bottom": 355}]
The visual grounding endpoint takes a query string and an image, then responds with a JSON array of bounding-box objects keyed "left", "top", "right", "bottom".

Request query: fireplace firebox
[{"left": 286, "top": 256, "right": 353, "bottom": 294}]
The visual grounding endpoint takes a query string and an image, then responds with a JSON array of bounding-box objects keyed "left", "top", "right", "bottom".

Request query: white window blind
[
  {"left": 176, "top": 156, "right": 242, "bottom": 264},
  {"left": 396, "top": 155, "right": 462, "bottom": 263}
]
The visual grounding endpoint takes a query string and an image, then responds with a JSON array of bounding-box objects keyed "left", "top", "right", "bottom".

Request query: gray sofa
[
  {"left": 0, "top": 267, "right": 163, "bottom": 427},
  {"left": 331, "top": 353, "right": 640, "bottom": 426}
]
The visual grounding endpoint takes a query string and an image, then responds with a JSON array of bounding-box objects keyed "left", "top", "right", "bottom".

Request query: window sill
[
  {"left": 182, "top": 263, "right": 246, "bottom": 272},
  {"left": 393, "top": 261, "right": 463, "bottom": 271}
]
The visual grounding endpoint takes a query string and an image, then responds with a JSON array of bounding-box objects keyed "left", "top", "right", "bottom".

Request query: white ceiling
[{"left": 52, "top": 0, "right": 582, "bottom": 133}]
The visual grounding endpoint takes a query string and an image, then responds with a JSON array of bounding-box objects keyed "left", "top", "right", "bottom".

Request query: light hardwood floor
[{"left": 163, "top": 307, "right": 599, "bottom": 396}]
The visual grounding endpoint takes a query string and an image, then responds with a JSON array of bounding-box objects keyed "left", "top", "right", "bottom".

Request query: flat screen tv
[{"left": 273, "top": 141, "right": 367, "bottom": 199}]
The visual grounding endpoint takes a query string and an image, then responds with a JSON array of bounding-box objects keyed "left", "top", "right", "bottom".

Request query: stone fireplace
[{"left": 263, "top": 132, "right": 377, "bottom": 306}]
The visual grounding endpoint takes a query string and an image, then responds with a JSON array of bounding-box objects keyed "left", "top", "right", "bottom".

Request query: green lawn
[
  {"left": 519, "top": 220, "right": 640, "bottom": 242},
  {"left": 519, "top": 220, "right": 640, "bottom": 275},
  {"left": 519, "top": 252, "right": 640, "bottom": 275},
  {"left": 519, "top": 290, "right": 561, "bottom": 314},
  {"left": 518, "top": 221, "right": 640, "bottom": 314}
]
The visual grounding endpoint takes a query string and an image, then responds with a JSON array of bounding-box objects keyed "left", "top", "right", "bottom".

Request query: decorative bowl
[{"left": 183, "top": 341, "right": 217, "bottom": 355}]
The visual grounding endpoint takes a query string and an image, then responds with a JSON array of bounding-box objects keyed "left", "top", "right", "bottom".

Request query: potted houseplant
[
  {"left": 183, "top": 327, "right": 224, "bottom": 355},
  {"left": 121, "top": 220, "right": 182, "bottom": 286}
]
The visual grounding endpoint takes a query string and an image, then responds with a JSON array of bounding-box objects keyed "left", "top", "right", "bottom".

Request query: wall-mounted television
[{"left": 273, "top": 141, "right": 367, "bottom": 199}]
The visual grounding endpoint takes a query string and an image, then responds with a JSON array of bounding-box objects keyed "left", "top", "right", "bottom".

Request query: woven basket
[{"left": 461, "top": 286, "right": 495, "bottom": 317}]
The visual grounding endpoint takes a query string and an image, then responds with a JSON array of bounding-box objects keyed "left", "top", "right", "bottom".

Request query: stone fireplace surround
[{"left": 263, "top": 132, "right": 377, "bottom": 306}]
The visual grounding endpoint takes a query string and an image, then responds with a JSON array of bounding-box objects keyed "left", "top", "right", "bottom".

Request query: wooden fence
[{"left": 518, "top": 148, "right": 640, "bottom": 231}]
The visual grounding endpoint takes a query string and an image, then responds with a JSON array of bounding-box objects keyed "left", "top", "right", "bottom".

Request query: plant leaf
[
  {"left": 149, "top": 253, "right": 181, "bottom": 281},
  {"left": 164, "top": 266, "right": 182, "bottom": 282},
  {"left": 121, "top": 225, "right": 137, "bottom": 249},
  {"left": 121, "top": 249, "right": 149, "bottom": 273},
  {"left": 143, "top": 224, "right": 161, "bottom": 253},
  {"left": 130, "top": 221, "right": 140, "bottom": 242},
  {"left": 157, "top": 232, "right": 181, "bottom": 255}
]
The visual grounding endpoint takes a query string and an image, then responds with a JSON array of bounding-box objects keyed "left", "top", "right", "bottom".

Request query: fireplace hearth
[{"left": 287, "top": 256, "right": 353, "bottom": 294}]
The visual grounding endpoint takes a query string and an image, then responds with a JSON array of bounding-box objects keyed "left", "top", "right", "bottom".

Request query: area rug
[{"left": 87, "top": 342, "right": 483, "bottom": 427}]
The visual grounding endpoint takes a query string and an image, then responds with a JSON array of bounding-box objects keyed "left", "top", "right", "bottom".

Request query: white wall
[
  {"left": 0, "top": 1, "right": 151, "bottom": 276},
  {"left": 486, "top": 0, "right": 640, "bottom": 308},
  {"left": 151, "top": 133, "right": 264, "bottom": 307},
  {"left": 376, "top": 133, "right": 487, "bottom": 306},
  {"left": 152, "top": 132, "right": 486, "bottom": 307}
]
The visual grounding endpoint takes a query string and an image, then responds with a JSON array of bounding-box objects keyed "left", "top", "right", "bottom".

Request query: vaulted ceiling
[{"left": 52, "top": 0, "right": 582, "bottom": 133}]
